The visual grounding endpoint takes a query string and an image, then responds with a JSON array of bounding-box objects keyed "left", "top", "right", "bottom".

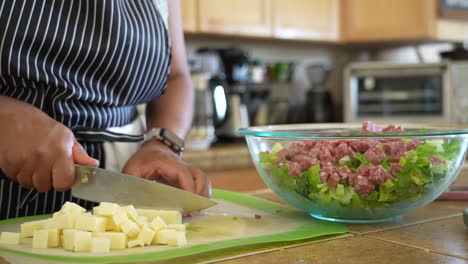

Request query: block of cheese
[
  {"left": 103, "top": 216, "right": 119, "bottom": 232},
  {"left": 32, "top": 230, "right": 49, "bottom": 249},
  {"left": 136, "top": 225, "right": 156, "bottom": 246},
  {"left": 74, "top": 231, "right": 92, "bottom": 252},
  {"left": 149, "top": 216, "right": 167, "bottom": 233},
  {"left": 47, "top": 229, "right": 60, "bottom": 248},
  {"left": 20, "top": 219, "right": 48, "bottom": 238},
  {"left": 45, "top": 214, "right": 75, "bottom": 230},
  {"left": 134, "top": 216, "right": 148, "bottom": 228},
  {"left": 0, "top": 232, "right": 21, "bottom": 245},
  {"left": 75, "top": 215, "right": 107, "bottom": 233},
  {"left": 165, "top": 224, "right": 187, "bottom": 232},
  {"left": 93, "top": 232, "right": 127, "bottom": 250},
  {"left": 136, "top": 209, "right": 182, "bottom": 224},
  {"left": 153, "top": 229, "right": 176, "bottom": 245},
  {"left": 168, "top": 231, "right": 187, "bottom": 247},
  {"left": 127, "top": 239, "right": 145, "bottom": 248},
  {"left": 122, "top": 205, "right": 138, "bottom": 221},
  {"left": 94, "top": 202, "right": 121, "bottom": 217},
  {"left": 62, "top": 229, "right": 92, "bottom": 252},
  {"left": 59, "top": 202, "right": 86, "bottom": 216},
  {"left": 91, "top": 237, "right": 111, "bottom": 253},
  {"left": 112, "top": 209, "right": 129, "bottom": 227},
  {"left": 120, "top": 220, "right": 140, "bottom": 238}
]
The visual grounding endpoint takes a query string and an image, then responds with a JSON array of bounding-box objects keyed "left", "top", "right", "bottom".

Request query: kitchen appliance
[
  {"left": 304, "top": 64, "right": 334, "bottom": 123},
  {"left": 73, "top": 165, "right": 217, "bottom": 213},
  {"left": 343, "top": 61, "right": 468, "bottom": 124},
  {"left": 195, "top": 48, "right": 250, "bottom": 140}
]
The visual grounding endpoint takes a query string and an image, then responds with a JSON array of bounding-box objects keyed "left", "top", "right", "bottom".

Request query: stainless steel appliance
[{"left": 343, "top": 61, "right": 467, "bottom": 124}]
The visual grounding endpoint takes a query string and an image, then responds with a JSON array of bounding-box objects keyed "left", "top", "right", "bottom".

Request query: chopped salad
[{"left": 259, "top": 122, "right": 462, "bottom": 208}]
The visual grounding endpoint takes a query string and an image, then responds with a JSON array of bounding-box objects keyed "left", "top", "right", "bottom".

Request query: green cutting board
[{"left": 0, "top": 189, "right": 348, "bottom": 263}]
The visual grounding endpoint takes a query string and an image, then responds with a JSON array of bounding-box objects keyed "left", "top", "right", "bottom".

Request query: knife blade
[{"left": 72, "top": 165, "right": 217, "bottom": 213}]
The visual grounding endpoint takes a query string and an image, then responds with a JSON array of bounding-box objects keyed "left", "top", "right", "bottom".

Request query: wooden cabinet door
[
  {"left": 341, "top": 0, "right": 437, "bottom": 42},
  {"left": 273, "top": 0, "right": 339, "bottom": 41},
  {"left": 198, "top": 0, "right": 273, "bottom": 37},
  {"left": 181, "top": 0, "right": 198, "bottom": 32}
]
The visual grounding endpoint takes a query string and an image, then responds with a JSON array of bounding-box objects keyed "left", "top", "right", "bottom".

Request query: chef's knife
[{"left": 72, "top": 165, "right": 217, "bottom": 213}]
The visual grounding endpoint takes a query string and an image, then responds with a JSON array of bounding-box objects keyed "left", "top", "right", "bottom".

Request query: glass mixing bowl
[{"left": 237, "top": 123, "right": 468, "bottom": 223}]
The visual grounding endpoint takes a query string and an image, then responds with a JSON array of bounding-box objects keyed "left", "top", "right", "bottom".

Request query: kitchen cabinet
[
  {"left": 273, "top": 0, "right": 339, "bottom": 41},
  {"left": 181, "top": 0, "right": 198, "bottom": 32},
  {"left": 341, "top": 0, "right": 437, "bottom": 42},
  {"left": 198, "top": 0, "right": 273, "bottom": 37}
]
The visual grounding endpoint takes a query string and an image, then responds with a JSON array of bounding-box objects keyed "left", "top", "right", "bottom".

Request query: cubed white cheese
[
  {"left": 127, "top": 239, "right": 145, "bottom": 248},
  {"left": 47, "top": 229, "right": 60, "bottom": 248},
  {"left": 93, "top": 232, "right": 127, "bottom": 250},
  {"left": 153, "top": 229, "right": 176, "bottom": 245},
  {"left": 20, "top": 219, "right": 48, "bottom": 238},
  {"left": 134, "top": 216, "right": 148, "bottom": 228},
  {"left": 136, "top": 209, "right": 182, "bottom": 224},
  {"left": 58, "top": 202, "right": 86, "bottom": 216},
  {"left": 94, "top": 202, "right": 120, "bottom": 216},
  {"left": 75, "top": 215, "right": 107, "bottom": 233},
  {"left": 112, "top": 209, "right": 129, "bottom": 226},
  {"left": 122, "top": 205, "right": 139, "bottom": 221},
  {"left": 149, "top": 216, "right": 167, "bottom": 233},
  {"left": 45, "top": 214, "right": 75, "bottom": 230},
  {"left": 168, "top": 231, "right": 187, "bottom": 247},
  {"left": 91, "top": 237, "right": 111, "bottom": 253},
  {"left": 0, "top": 232, "right": 21, "bottom": 245},
  {"left": 136, "top": 225, "right": 156, "bottom": 246},
  {"left": 74, "top": 231, "right": 92, "bottom": 252},
  {"left": 32, "top": 230, "right": 49, "bottom": 249},
  {"left": 120, "top": 220, "right": 140, "bottom": 238}
]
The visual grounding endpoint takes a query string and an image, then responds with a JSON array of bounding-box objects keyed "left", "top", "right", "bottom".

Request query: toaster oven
[{"left": 343, "top": 61, "right": 462, "bottom": 124}]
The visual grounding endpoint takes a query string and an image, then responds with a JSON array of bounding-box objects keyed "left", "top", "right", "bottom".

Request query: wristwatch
[{"left": 145, "top": 128, "right": 185, "bottom": 155}]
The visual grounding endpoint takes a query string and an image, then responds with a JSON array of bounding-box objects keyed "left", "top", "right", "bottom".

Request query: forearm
[{"left": 146, "top": 73, "right": 194, "bottom": 138}]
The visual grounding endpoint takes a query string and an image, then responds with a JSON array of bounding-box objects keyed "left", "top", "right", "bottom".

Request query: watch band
[{"left": 145, "top": 128, "right": 185, "bottom": 155}]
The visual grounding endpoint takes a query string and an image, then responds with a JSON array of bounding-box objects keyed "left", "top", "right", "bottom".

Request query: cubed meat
[
  {"left": 383, "top": 141, "right": 406, "bottom": 156},
  {"left": 405, "top": 140, "right": 421, "bottom": 151},
  {"left": 368, "top": 165, "right": 388, "bottom": 184},
  {"left": 382, "top": 125, "right": 404, "bottom": 132},
  {"left": 364, "top": 148, "right": 386, "bottom": 165},
  {"left": 337, "top": 166, "right": 353, "bottom": 180},
  {"left": 354, "top": 176, "right": 375, "bottom": 196},
  {"left": 285, "top": 161, "right": 302, "bottom": 177},
  {"left": 429, "top": 156, "right": 444, "bottom": 165},
  {"left": 328, "top": 171, "right": 341, "bottom": 188},
  {"left": 290, "top": 155, "right": 319, "bottom": 171},
  {"left": 362, "top": 121, "right": 383, "bottom": 132},
  {"left": 320, "top": 166, "right": 335, "bottom": 184},
  {"left": 390, "top": 163, "right": 403, "bottom": 176}
]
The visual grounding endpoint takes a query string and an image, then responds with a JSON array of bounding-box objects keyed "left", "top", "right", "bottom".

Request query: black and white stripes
[{"left": 0, "top": 0, "right": 171, "bottom": 219}]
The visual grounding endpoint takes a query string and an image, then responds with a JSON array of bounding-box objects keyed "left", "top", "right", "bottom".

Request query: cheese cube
[
  {"left": 20, "top": 219, "right": 48, "bottom": 238},
  {"left": 112, "top": 209, "right": 129, "bottom": 226},
  {"left": 45, "top": 214, "right": 75, "bottom": 230},
  {"left": 94, "top": 202, "right": 120, "bottom": 216},
  {"left": 0, "top": 232, "right": 21, "bottom": 245},
  {"left": 135, "top": 216, "right": 148, "bottom": 228},
  {"left": 149, "top": 216, "right": 167, "bottom": 232},
  {"left": 75, "top": 215, "right": 107, "bottom": 232},
  {"left": 168, "top": 231, "right": 187, "bottom": 247},
  {"left": 59, "top": 202, "right": 86, "bottom": 216},
  {"left": 153, "top": 229, "right": 177, "bottom": 245},
  {"left": 47, "top": 229, "right": 60, "bottom": 248},
  {"left": 120, "top": 220, "right": 140, "bottom": 238},
  {"left": 93, "top": 232, "right": 127, "bottom": 250},
  {"left": 74, "top": 231, "right": 92, "bottom": 252},
  {"left": 122, "top": 205, "right": 139, "bottom": 221},
  {"left": 136, "top": 225, "right": 156, "bottom": 246},
  {"left": 165, "top": 224, "right": 187, "bottom": 232},
  {"left": 91, "top": 237, "right": 111, "bottom": 253},
  {"left": 32, "top": 230, "right": 49, "bottom": 249},
  {"left": 62, "top": 229, "right": 92, "bottom": 252},
  {"left": 103, "top": 216, "right": 119, "bottom": 231},
  {"left": 127, "top": 239, "right": 145, "bottom": 248},
  {"left": 136, "top": 209, "right": 182, "bottom": 224}
]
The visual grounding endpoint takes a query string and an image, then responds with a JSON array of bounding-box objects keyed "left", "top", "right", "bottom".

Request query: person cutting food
[{"left": 0, "top": 0, "right": 211, "bottom": 220}]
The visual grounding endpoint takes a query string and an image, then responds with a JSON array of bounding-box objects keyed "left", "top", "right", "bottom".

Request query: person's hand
[
  {"left": 122, "top": 140, "right": 211, "bottom": 199},
  {"left": 0, "top": 97, "right": 99, "bottom": 192}
]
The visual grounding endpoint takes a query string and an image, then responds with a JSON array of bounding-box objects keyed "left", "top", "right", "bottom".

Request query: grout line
[
  {"left": 363, "top": 236, "right": 468, "bottom": 261},
  {"left": 201, "top": 234, "right": 355, "bottom": 264},
  {"left": 349, "top": 213, "right": 463, "bottom": 235}
]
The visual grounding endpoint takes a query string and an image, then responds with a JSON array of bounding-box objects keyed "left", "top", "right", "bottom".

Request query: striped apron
[{"left": 0, "top": 0, "right": 171, "bottom": 220}]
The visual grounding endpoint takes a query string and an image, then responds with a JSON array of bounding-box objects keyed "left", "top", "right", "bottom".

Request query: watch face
[{"left": 161, "top": 128, "right": 184, "bottom": 150}]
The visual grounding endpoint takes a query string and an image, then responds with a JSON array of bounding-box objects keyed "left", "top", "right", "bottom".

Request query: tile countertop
[{"left": 118, "top": 168, "right": 468, "bottom": 264}]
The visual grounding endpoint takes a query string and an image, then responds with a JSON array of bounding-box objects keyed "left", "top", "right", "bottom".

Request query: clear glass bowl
[{"left": 237, "top": 123, "right": 468, "bottom": 223}]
